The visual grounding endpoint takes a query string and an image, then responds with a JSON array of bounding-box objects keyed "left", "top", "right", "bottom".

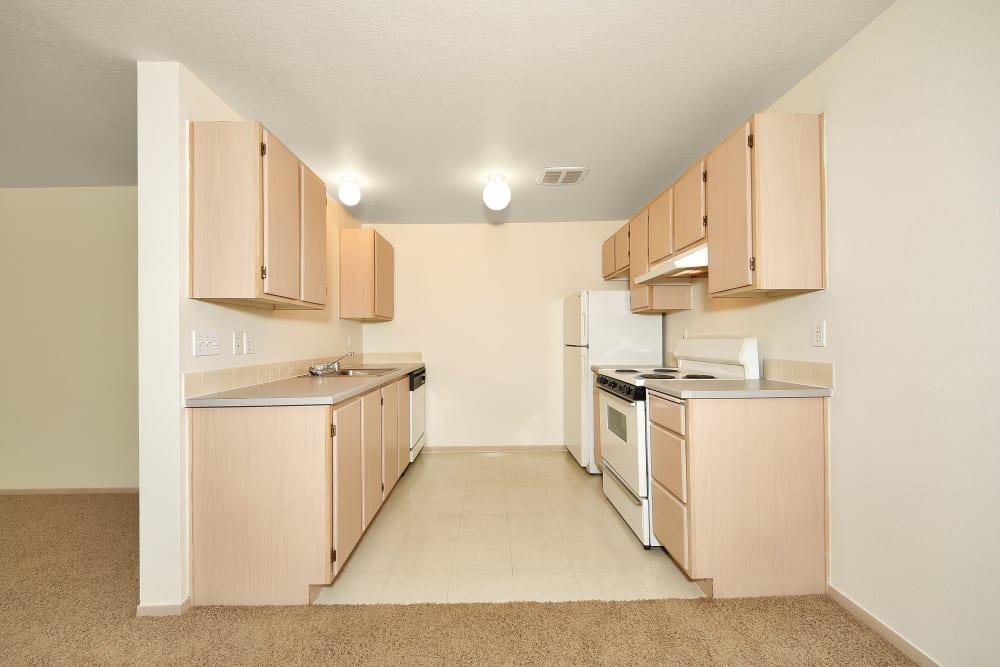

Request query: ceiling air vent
[{"left": 536, "top": 166, "right": 589, "bottom": 186}]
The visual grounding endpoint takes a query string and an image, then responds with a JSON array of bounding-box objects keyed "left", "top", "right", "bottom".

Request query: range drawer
[
  {"left": 652, "top": 479, "right": 689, "bottom": 573},
  {"left": 650, "top": 423, "right": 687, "bottom": 502},
  {"left": 649, "top": 393, "right": 685, "bottom": 435}
]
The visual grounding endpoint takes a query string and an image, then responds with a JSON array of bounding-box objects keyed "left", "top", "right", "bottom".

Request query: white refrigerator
[{"left": 563, "top": 291, "right": 662, "bottom": 473}]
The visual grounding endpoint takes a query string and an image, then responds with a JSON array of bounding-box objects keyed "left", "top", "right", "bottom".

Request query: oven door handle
[{"left": 602, "top": 461, "right": 643, "bottom": 506}]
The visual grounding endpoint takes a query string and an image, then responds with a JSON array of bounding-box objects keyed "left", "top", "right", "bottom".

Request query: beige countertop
[
  {"left": 643, "top": 378, "right": 831, "bottom": 399},
  {"left": 185, "top": 363, "right": 424, "bottom": 408}
]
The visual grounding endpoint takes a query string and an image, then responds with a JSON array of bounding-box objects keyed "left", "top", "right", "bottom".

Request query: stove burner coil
[
  {"left": 637, "top": 373, "right": 677, "bottom": 379},
  {"left": 682, "top": 374, "right": 717, "bottom": 379}
]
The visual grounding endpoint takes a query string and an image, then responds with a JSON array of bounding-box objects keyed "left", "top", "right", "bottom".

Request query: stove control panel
[{"left": 596, "top": 374, "right": 644, "bottom": 402}]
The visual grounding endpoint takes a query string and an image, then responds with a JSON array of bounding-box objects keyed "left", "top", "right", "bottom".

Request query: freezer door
[
  {"left": 563, "top": 345, "right": 590, "bottom": 468},
  {"left": 562, "top": 292, "right": 587, "bottom": 346}
]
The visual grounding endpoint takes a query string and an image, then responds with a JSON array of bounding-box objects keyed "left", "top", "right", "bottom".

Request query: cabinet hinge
[
  {"left": 381, "top": 397, "right": 384, "bottom": 406},
  {"left": 261, "top": 142, "right": 267, "bottom": 157},
  {"left": 330, "top": 548, "right": 337, "bottom": 563},
  {"left": 381, "top": 482, "right": 385, "bottom": 491},
  {"left": 260, "top": 265, "right": 267, "bottom": 279},
  {"left": 702, "top": 215, "right": 708, "bottom": 228},
  {"left": 330, "top": 424, "right": 337, "bottom": 437},
  {"left": 747, "top": 134, "right": 754, "bottom": 149},
  {"left": 702, "top": 170, "right": 707, "bottom": 183},
  {"left": 750, "top": 257, "right": 756, "bottom": 271}
]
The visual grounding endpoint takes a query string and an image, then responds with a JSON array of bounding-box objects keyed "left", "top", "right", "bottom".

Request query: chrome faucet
[
  {"left": 309, "top": 351, "right": 355, "bottom": 376},
  {"left": 330, "top": 351, "right": 355, "bottom": 371}
]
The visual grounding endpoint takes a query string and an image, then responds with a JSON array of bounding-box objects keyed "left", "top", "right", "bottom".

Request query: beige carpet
[{"left": 0, "top": 494, "right": 912, "bottom": 666}]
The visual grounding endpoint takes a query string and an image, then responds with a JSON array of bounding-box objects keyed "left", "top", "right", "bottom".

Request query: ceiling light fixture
[
  {"left": 337, "top": 176, "right": 361, "bottom": 207},
  {"left": 482, "top": 174, "right": 511, "bottom": 211}
]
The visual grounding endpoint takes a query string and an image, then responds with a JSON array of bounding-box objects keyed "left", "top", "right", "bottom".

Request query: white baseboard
[
  {"left": 136, "top": 597, "right": 191, "bottom": 617},
  {"left": 422, "top": 445, "right": 567, "bottom": 453},
  {"left": 828, "top": 585, "right": 938, "bottom": 667}
]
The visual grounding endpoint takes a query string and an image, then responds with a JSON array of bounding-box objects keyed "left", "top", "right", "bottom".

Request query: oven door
[{"left": 597, "top": 388, "right": 647, "bottom": 497}]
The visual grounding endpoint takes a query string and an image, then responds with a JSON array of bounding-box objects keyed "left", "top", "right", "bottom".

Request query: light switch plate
[
  {"left": 193, "top": 330, "right": 220, "bottom": 356},
  {"left": 243, "top": 332, "right": 255, "bottom": 354}
]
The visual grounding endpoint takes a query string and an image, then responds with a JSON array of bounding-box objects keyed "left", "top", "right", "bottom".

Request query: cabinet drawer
[
  {"left": 650, "top": 424, "right": 687, "bottom": 502},
  {"left": 652, "top": 480, "right": 689, "bottom": 573},
  {"left": 649, "top": 394, "right": 685, "bottom": 434}
]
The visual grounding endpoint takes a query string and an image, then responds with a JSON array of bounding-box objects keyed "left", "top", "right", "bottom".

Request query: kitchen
[{"left": 1, "top": 1, "right": 998, "bottom": 665}]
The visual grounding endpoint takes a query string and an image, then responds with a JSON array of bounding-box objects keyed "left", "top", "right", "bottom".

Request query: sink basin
[{"left": 322, "top": 367, "right": 397, "bottom": 377}]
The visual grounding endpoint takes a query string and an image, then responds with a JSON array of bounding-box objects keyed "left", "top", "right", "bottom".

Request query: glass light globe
[
  {"left": 338, "top": 182, "right": 361, "bottom": 207},
  {"left": 482, "top": 176, "right": 511, "bottom": 211}
]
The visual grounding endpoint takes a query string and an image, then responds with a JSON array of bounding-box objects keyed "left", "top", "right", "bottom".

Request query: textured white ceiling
[{"left": 0, "top": 0, "right": 893, "bottom": 223}]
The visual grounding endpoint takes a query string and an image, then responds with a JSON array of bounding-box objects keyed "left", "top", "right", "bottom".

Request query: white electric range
[{"left": 594, "top": 338, "right": 760, "bottom": 546}]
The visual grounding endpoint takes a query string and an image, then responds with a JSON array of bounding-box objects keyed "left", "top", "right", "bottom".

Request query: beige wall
[
  {"left": 0, "top": 187, "right": 138, "bottom": 489},
  {"left": 363, "top": 221, "right": 627, "bottom": 448},
  {"left": 665, "top": 1, "right": 1000, "bottom": 664},
  {"left": 137, "top": 63, "right": 363, "bottom": 612}
]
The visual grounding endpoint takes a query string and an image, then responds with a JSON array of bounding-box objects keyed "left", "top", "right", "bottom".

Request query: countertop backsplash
[
  {"left": 762, "top": 359, "right": 834, "bottom": 388},
  {"left": 183, "top": 352, "right": 423, "bottom": 399}
]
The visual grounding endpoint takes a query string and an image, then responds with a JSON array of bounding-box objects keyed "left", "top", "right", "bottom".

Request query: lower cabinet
[
  {"left": 396, "top": 377, "right": 411, "bottom": 480},
  {"left": 191, "top": 405, "right": 335, "bottom": 605},
  {"left": 648, "top": 392, "right": 826, "bottom": 598},
  {"left": 361, "top": 389, "right": 382, "bottom": 528},
  {"left": 381, "top": 381, "right": 399, "bottom": 499},
  {"left": 332, "top": 398, "right": 363, "bottom": 578},
  {"left": 190, "top": 372, "right": 418, "bottom": 606}
]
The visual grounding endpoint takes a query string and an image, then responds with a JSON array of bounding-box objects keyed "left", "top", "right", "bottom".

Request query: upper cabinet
[
  {"left": 190, "top": 121, "right": 326, "bottom": 310},
  {"left": 340, "top": 228, "right": 394, "bottom": 321},
  {"left": 647, "top": 188, "right": 673, "bottom": 265},
  {"left": 706, "top": 113, "right": 825, "bottom": 296},
  {"left": 629, "top": 208, "right": 693, "bottom": 314},
  {"left": 601, "top": 223, "right": 630, "bottom": 280},
  {"left": 672, "top": 160, "right": 706, "bottom": 253}
]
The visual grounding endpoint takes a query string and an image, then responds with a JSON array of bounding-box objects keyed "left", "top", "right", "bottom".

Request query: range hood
[{"left": 635, "top": 242, "right": 708, "bottom": 284}]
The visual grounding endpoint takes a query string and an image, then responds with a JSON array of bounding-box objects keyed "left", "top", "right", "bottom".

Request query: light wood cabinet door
[
  {"left": 628, "top": 209, "right": 651, "bottom": 312},
  {"left": 332, "top": 398, "right": 362, "bottom": 575},
  {"left": 652, "top": 479, "right": 690, "bottom": 573},
  {"left": 381, "top": 381, "right": 399, "bottom": 498},
  {"left": 340, "top": 229, "right": 395, "bottom": 321},
  {"left": 397, "top": 377, "right": 410, "bottom": 479},
  {"left": 374, "top": 232, "right": 394, "bottom": 319},
  {"left": 601, "top": 236, "right": 615, "bottom": 279},
  {"left": 647, "top": 188, "right": 673, "bottom": 264},
  {"left": 613, "top": 224, "right": 629, "bottom": 272},
  {"left": 706, "top": 123, "right": 753, "bottom": 294},
  {"left": 361, "top": 390, "right": 382, "bottom": 528},
  {"left": 300, "top": 165, "right": 327, "bottom": 305},
  {"left": 747, "top": 113, "right": 825, "bottom": 293},
  {"left": 190, "top": 121, "right": 260, "bottom": 301},
  {"left": 262, "top": 130, "right": 302, "bottom": 300},
  {"left": 673, "top": 160, "right": 705, "bottom": 252},
  {"left": 191, "top": 406, "right": 331, "bottom": 605}
]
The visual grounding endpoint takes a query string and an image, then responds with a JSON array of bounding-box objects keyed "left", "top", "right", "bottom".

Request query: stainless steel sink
[{"left": 325, "top": 367, "right": 397, "bottom": 377}]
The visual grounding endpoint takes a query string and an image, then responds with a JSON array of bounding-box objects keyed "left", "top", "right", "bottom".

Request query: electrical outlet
[
  {"left": 193, "top": 331, "right": 220, "bottom": 357},
  {"left": 232, "top": 332, "right": 244, "bottom": 355},
  {"left": 811, "top": 320, "right": 827, "bottom": 347},
  {"left": 243, "top": 333, "right": 255, "bottom": 354},
  {"left": 347, "top": 335, "right": 353, "bottom": 352}
]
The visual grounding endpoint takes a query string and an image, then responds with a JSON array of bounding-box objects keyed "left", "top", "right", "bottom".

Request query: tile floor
[{"left": 315, "top": 451, "right": 704, "bottom": 604}]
